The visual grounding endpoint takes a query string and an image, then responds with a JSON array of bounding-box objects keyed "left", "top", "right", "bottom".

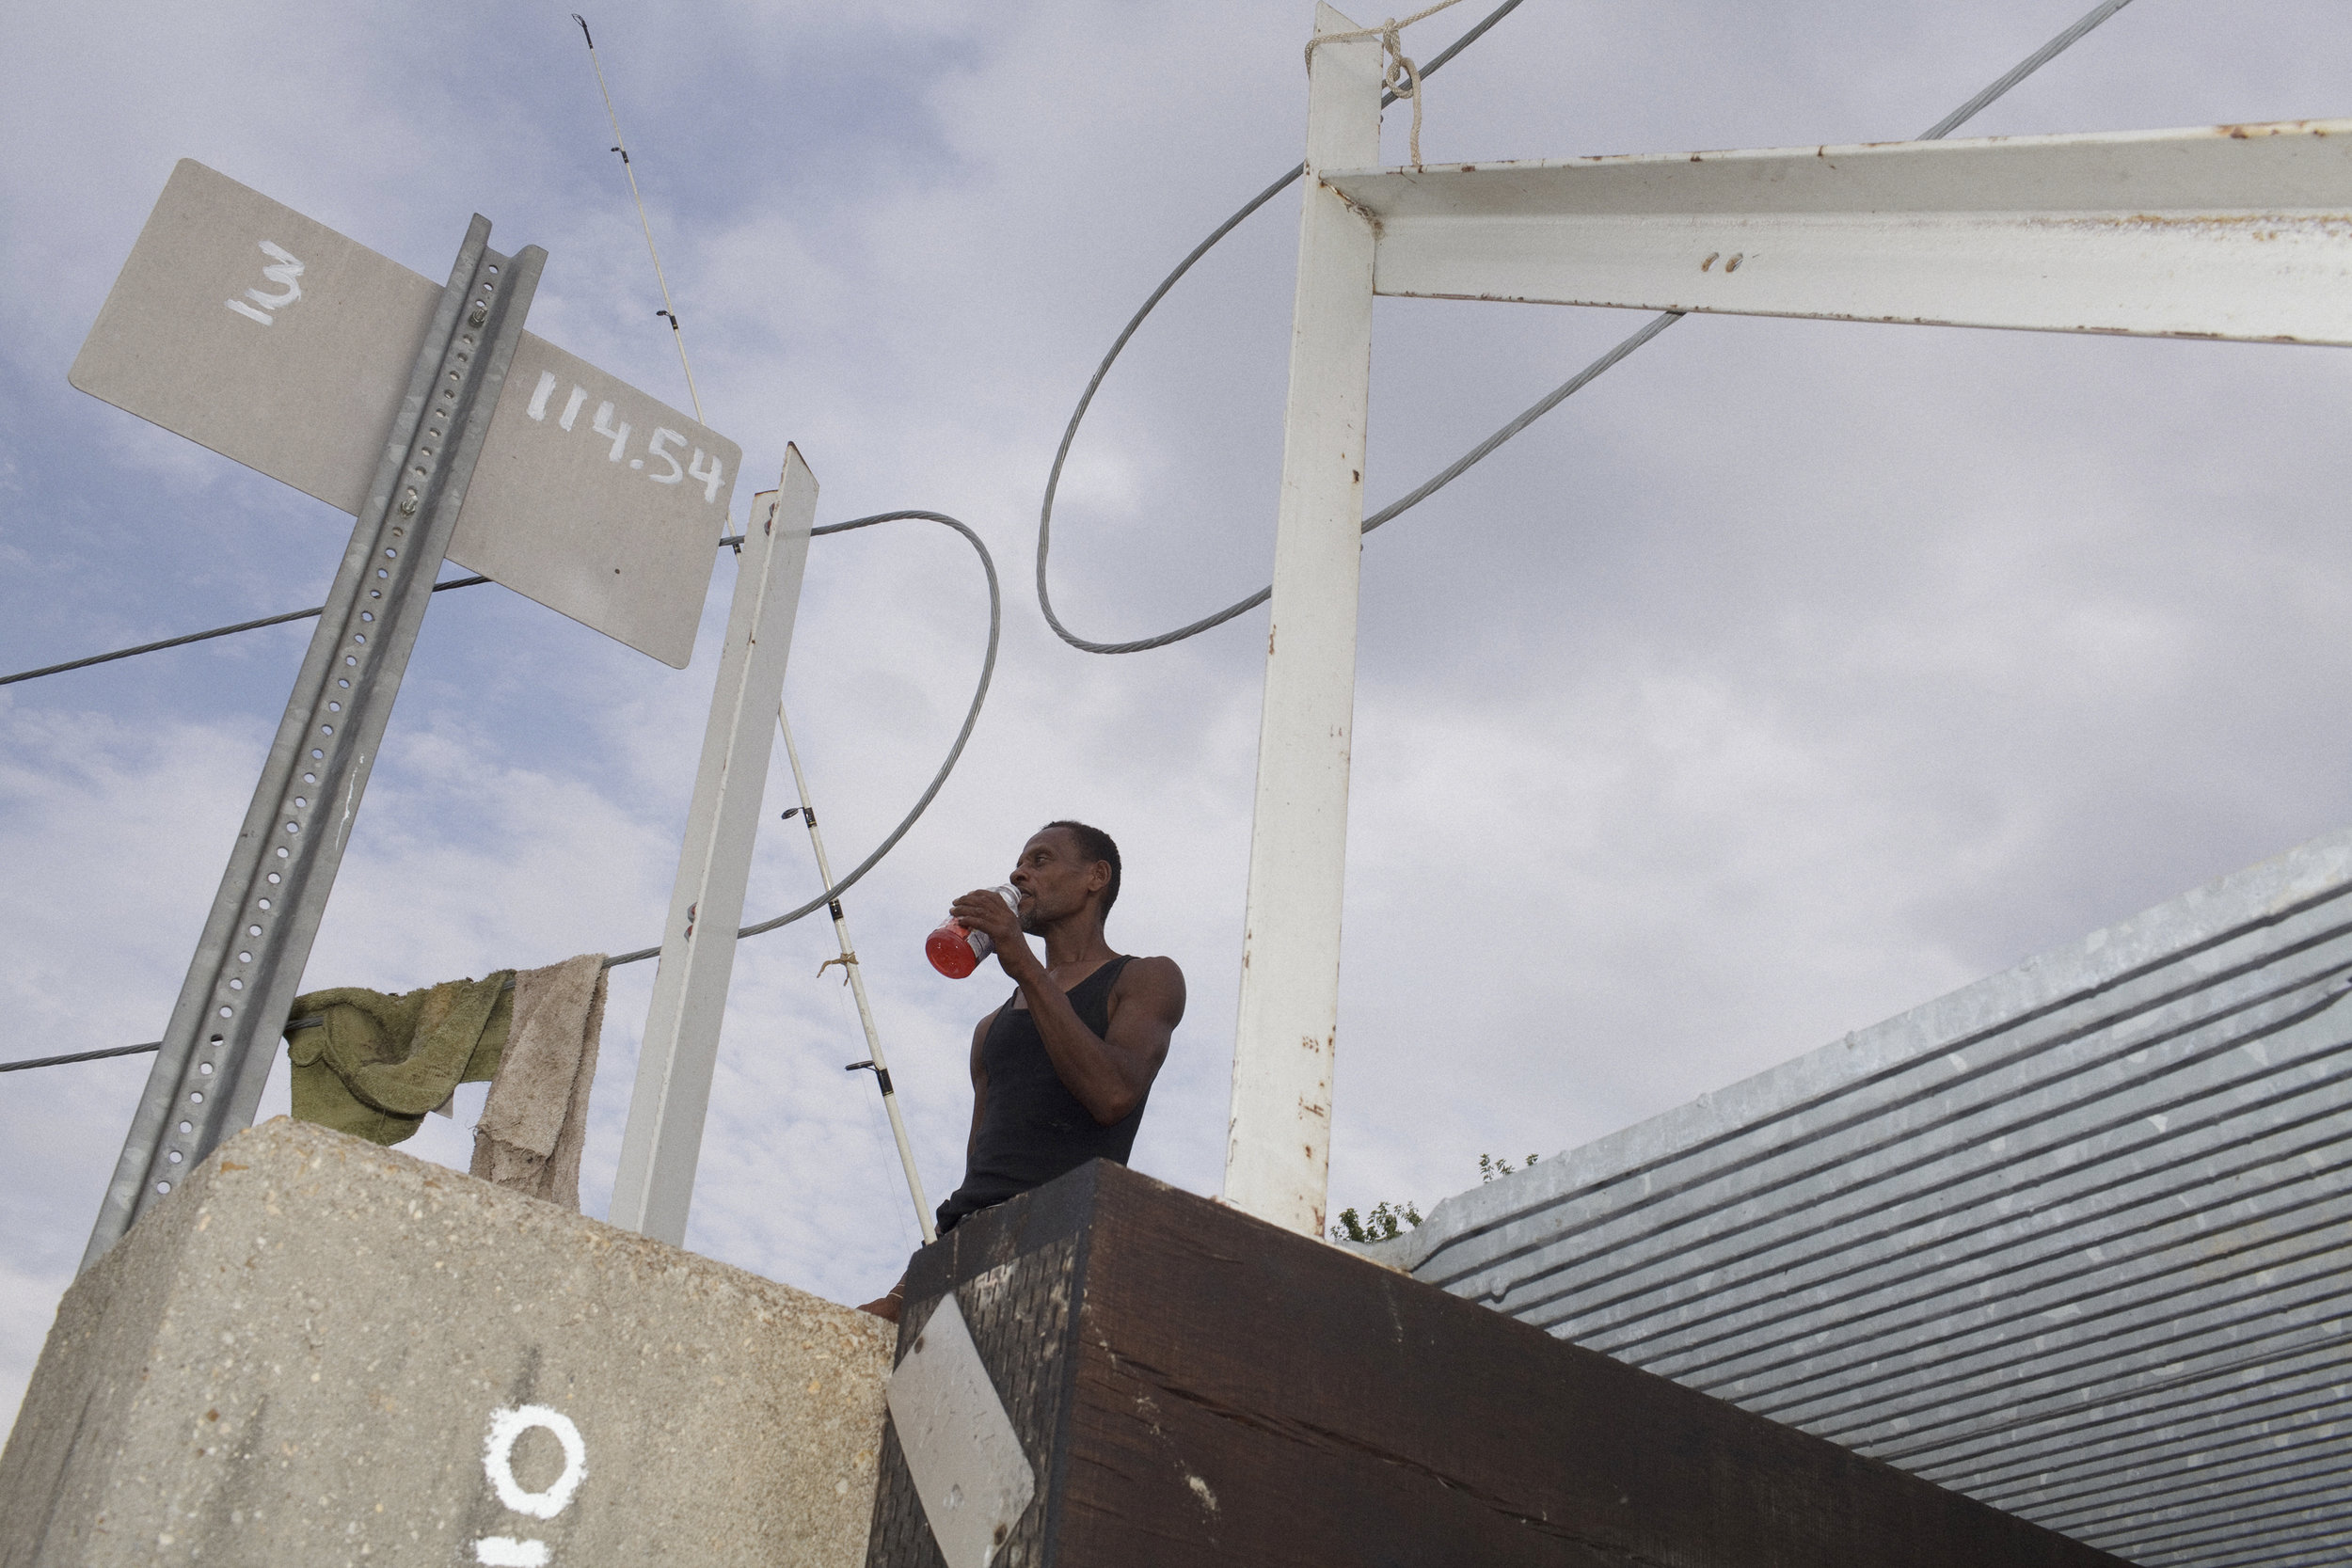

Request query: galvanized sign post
[
  {"left": 69, "top": 162, "right": 748, "bottom": 1266},
  {"left": 1225, "top": 4, "right": 2352, "bottom": 1237},
  {"left": 81, "top": 217, "right": 541, "bottom": 1267}
]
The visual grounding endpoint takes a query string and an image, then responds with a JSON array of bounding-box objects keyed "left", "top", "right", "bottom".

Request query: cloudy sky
[{"left": 5, "top": 0, "right": 2349, "bottom": 1421}]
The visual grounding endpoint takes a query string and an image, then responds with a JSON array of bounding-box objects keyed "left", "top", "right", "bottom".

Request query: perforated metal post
[{"left": 82, "top": 217, "right": 544, "bottom": 1270}]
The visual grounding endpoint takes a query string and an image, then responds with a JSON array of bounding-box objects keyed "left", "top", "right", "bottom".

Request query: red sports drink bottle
[{"left": 926, "top": 885, "right": 1020, "bottom": 978}]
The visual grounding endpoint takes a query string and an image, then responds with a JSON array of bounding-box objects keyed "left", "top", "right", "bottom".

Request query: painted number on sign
[
  {"left": 225, "top": 241, "right": 305, "bottom": 326},
  {"left": 524, "top": 370, "right": 724, "bottom": 502},
  {"left": 471, "top": 1403, "right": 587, "bottom": 1566}
]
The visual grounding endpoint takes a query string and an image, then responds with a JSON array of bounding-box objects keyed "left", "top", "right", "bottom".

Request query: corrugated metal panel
[{"left": 1368, "top": 830, "right": 2352, "bottom": 1566}]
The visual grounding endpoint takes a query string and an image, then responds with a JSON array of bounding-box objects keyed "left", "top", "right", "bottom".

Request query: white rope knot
[
  {"left": 1302, "top": 0, "right": 1464, "bottom": 166},
  {"left": 1375, "top": 21, "right": 1420, "bottom": 103}
]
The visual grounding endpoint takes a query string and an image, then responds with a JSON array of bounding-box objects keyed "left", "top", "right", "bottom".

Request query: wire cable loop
[
  {"left": 606, "top": 508, "right": 1000, "bottom": 965},
  {"left": 1037, "top": 0, "right": 2139, "bottom": 657},
  {"left": 1035, "top": 0, "right": 1529, "bottom": 657}
]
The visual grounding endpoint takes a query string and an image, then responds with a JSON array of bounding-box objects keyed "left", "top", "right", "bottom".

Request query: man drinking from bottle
[{"left": 860, "top": 820, "right": 1185, "bottom": 1323}]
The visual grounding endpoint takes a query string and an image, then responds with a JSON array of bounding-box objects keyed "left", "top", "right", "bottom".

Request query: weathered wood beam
[{"left": 865, "top": 1160, "right": 2137, "bottom": 1568}]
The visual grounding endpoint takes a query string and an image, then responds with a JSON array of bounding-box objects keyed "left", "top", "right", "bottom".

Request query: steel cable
[
  {"left": 0, "top": 576, "right": 493, "bottom": 687},
  {"left": 619, "top": 508, "right": 1000, "bottom": 961},
  {"left": 1035, "top": 0, "right": 1531, "bottom": 655},
  {"left": 1036, "top": 0, "right": 2140, "bottom": 656},
  {"left": 4, "top": 509, "right": 998, "bottom": 1074}
]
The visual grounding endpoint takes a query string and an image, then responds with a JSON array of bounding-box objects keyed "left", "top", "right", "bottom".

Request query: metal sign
[
  {"left": 85, "top": 214, "right": 545, "bottom": 1267},
  {"left": 70, "top": 160, "right": 796, "bottom": 1269},
  {"left": 71, "top": 160, "right": 739, "bottom": 668}
]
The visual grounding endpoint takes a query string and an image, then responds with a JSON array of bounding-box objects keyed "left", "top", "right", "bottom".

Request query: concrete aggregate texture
[
  {"left": 7, "top": 0, "right": 2352, "bottom": 1432},
  {"left": 0, "top": 1117, "right": 892, "bottom": 1568}
]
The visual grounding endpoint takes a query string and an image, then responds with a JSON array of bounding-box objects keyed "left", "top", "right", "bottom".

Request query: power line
[
  {"left": 1, "top": 539, "right": 756, "bottom": 689},
  {"left": 574, "top": 13, "right": 705, "bottom": 423},
  {"left": 2, "top": 1042, "right": 172, "bottom": 1075},
  {"left": 0, "top": 575, "right": 492, "bottom": 688},
  {"left": 5, "top": 509, "right": 998, "bottom": 1078}
]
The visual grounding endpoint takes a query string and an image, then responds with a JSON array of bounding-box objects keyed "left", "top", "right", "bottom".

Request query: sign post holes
[
  {"left": 82, "top": 218, "right": 545, "bottom": 1268},
  {"left": 68, "top": 161, "right": 744, "bottom": 1267}
]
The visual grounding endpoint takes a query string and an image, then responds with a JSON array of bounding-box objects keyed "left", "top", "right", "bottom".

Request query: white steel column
[
  {"left": 1223, "top": 4, "right": 1382, "bottom": 1237},
  {"left": 610, "top": 448, "right": 816, "bottom": 1244}
]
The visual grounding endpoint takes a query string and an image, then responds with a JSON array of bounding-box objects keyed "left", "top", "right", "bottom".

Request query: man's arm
[
  {"left": 948, "top": 889, "right": 1186, "bottom": 1124},
  {"left": 1021, "top": 955, "right": 1185, "bottom": 1125}
]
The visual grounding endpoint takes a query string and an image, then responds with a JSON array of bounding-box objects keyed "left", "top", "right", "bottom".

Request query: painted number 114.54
[{"left": 523, "top": 371, "right": 723, "bottom": 503}]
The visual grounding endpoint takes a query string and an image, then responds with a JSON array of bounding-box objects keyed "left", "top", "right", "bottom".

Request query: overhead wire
[
  {"left": 574, "top": 13, "right": 706, "bottom": 421},
  {"left": 4, "top": 506, "right": 999, "bottom": 1076},
  {"left": 0, "top": 575, "right": 492, "bottom": 687},
  {"left": 1035, "top": 0, "right": 2141, "bottom": 656}
]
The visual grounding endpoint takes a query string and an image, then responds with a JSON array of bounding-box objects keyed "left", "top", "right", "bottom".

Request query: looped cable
[
  {"left": 1039, "top": 0, "right": 2139, "bottom": 662},
  {"left": 606, "top": 508, "right": 1003, "bottom": 967}
]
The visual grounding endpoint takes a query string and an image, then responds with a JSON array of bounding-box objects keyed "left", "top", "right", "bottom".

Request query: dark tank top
[{"left": 936, "top": 956, "right": 1142, "bottom": 1233}]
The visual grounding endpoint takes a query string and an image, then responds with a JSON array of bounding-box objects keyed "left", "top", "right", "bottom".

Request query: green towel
[{"left": 283, "top": 974, "right": 516, "bottom": 1146}]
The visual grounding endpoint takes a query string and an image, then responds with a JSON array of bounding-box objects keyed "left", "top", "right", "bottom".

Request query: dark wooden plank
[
  {"left": 867, "top": 1161, "right": 2137, "bottom": 1568},
  {"left": 868, "top": 1165, "right": 1102, "bottom": 1568}
]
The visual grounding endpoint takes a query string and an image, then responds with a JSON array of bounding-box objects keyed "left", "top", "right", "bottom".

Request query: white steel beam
[
  {"left": 609, "top": 451, "right": 815, "bottom": 1245},
  {"left": 1327, "top": 119, "right": 2352, "bottom": 344},
  {"left": 1223, "top": 3, "right": 1382, "bottom": 1238}
]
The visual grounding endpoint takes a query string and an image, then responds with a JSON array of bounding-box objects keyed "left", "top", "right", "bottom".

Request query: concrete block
[{"left": 0, "top": 1117, "right": 893, "bottom": 1567}]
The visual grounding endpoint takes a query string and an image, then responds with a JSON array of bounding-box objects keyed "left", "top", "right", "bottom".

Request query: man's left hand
[{"left": 949, "top": 888, "right": 1033, "bottom": 976}]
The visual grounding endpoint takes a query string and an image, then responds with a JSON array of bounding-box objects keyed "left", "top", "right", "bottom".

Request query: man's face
[{"left": 1009, "top": 829, "right": 1106, "bottom": 934}]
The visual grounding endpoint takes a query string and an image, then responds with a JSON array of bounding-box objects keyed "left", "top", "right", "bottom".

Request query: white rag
[{"left": 470, "top": 952, "right": 607, "bottom": 1211}]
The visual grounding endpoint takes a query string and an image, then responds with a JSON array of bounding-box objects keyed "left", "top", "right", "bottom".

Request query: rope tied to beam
[{"left": 1304, "top": 0, "right": 1468, "bottom": 166}]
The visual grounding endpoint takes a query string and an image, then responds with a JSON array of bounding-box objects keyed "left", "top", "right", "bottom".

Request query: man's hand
[{"left": 949, "top": 887, "right": 1036, "bottom": 978}]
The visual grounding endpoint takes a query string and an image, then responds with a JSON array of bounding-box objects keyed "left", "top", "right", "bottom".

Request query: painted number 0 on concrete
[{"left": 472, "top": 1404, "right": 587, "bottom": 1566}]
